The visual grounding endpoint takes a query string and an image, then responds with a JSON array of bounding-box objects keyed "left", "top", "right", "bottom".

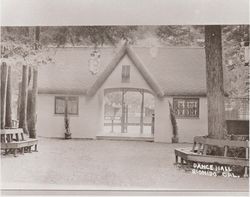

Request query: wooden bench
[
  {"left": 1, "top": 128, "right": 38, "bottom": 157},
  {"left": 175, "top": 136, "right": 249, "bottom": 177}
]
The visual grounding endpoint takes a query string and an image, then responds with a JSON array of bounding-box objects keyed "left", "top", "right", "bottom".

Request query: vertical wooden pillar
[
  {"left": 140, "top": 90, "right": 144, "bottom": 134},
  {"left": 151, "top": 113, "right": 155, "bottom": 135},
  {"left": 29, "top": 68, "right": 38, "bottom": 138},
  {"left": 1, "top": 62, "right": 8, "bottom": 129},
  {"left": 5, "top": 65, "right": 12, "bottom": 128},
  {"left": 125, "top": 105, "right": 128, "bottom": 132},
  {"left": 205, "top": 25, "right": 226, "bottom": 139},
  {"left": 19, "top": 65, "right": 29, "bottom": 134},
  {"left": 121, "top": 89, "right": 125, "bottom": 133}
]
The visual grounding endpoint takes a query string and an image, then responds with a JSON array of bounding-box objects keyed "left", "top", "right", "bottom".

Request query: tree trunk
[
  {"left": 19, "top": 65, "right": 29, "bottom": 134},
  {"left": 205, "top": 25, "right": 226, "bottom": 139},
  {"left": 1, "top": 62, "right": 8, "bottom": 129},
  {"left": 35, "top": 26, "right": 40, "bottom": 50},
  {"left": 17, "top": 82, "right": 22, "bottom": 121},
  {"left": 27, "top": 90, "right": 32, "bottom": 133},
  {"left": 5, "top": 65, "right": 12, "bottom": 128},
  {"left": 29, "top": 69, "right": 38, "bottom": 138},
  {"left": 28, "top": 26, "right": 40, "bottom": 138}
]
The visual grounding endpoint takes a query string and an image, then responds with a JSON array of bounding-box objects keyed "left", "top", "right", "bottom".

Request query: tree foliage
[
  {"left": 1, "top": 25, "right": 249, "bottom": 98},
  {"left": 39, "top": 26, "right": 138, "bottom": 46},
  {"left": 156, "top": 25, "right": 204, "bottom": 46},
  {"left": 156, "top": 25, "right": 249, "bottom": 97}
]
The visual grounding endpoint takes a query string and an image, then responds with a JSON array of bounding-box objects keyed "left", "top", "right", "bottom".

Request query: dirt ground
[{"left": 1, "top": 138, "right": 249, "bottom": 191}]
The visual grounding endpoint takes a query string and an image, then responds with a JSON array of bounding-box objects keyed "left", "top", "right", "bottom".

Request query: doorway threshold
[{"left": 96, "top": 133, "right": 154, "bottom": 142}]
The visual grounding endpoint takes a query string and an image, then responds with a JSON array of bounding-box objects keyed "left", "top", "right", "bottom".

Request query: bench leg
[
  {"left": 21, "top": 147, "right": 24, "bottom": 155},
  {"left": 181, "top": 158, "right": 184, "bottom": 164},
  {"left": 14, "top": 149, "right": 18, "bottom": 157},
  {"left": 175, "top": 155, "right": 178, "bottom": 163},
  {"left": 4, "top": 149, "right": 8, "bottom": 155},
  {"left": 29, "top": 146, "right": 32, "bottom": 153},
  {"left": 34, "top": 144, "right": 38, "bottom": 152},
  {"left": 243, "top": 167, "right": 248, "bottom": 178}
]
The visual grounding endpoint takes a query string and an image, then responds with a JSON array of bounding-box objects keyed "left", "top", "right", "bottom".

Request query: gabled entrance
[
  {"left": 102, "top": 88, "right": 155, "bottom": 140},
  {"left": 90, "top": 43, "right": 163, "bottom": 141}
]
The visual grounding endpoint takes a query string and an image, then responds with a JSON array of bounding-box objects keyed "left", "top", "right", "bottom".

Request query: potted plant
[
  {"left": 64, "top": 98, "right": 72, "bottom": 139},
  {"left": 169, "top": 101, "right": 178, "bottom": 143}
]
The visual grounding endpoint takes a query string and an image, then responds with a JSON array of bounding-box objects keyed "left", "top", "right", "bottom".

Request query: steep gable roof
[
  {"left": 87, "top": 43, "right": 164, "bottom": 97},
  {"left": 38, "top": 44, "right": 206, "bottom": 96}
]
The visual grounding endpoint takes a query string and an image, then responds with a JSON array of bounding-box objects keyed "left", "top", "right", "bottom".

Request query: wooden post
[
  {"left": 205, "top": 25, "right": 226, "bottom": 139},
  {"left": 121, "top": 89, "right": 125, "bottom": 133},
  {"left": 125, "top": 105, "right": 128, "bottom": 132},
  {"left": 1, "top": 62, "right": 8, "bottom": 129},
  {"left": 29, "top": 68, "right": 38, "bottom": 138},
  {"left": 140, "top": 90, "right": 144, "bottom": 134},
  {"left": 111, "top": 118, "right": 114, "bottom": 133},
  {"left": 151, "top": 113, "right": 155, "bottom": 135},
  {"left": 5, "top": 65, "right": 12, "bottom": 128},
  {"left": 19, "top": 65, "right": 29, "bottom": 134},
  {"left": 203, "top": 144, "right": 208, "bottom": 155}
]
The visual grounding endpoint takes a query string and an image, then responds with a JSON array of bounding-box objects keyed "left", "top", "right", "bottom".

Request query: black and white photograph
[{"left": 0, "top": 0, "right": 249, "bottom": 196}]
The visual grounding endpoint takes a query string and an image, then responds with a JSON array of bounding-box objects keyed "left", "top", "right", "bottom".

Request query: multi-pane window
[
  {"left": 121, "top": 65, "right": 130, "bottom": 82},
  {"left": 55, "top": 96, "right": 79, "bottom": 115},
  {"left": 173, "top": 98, "right": 199, "bottom": 118}
]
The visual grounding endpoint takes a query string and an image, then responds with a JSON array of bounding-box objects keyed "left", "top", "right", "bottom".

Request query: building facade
[{"left": 37, "top": 43, "right": 208, "bottom": 142}]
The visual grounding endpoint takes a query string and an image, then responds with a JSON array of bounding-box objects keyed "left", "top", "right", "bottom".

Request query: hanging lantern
[{"left": 88, "top": 49, "right": 101, "bottom": 75}]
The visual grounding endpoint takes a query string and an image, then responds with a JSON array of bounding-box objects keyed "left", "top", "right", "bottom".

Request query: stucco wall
[
  {"left": 37, "top": 93, "right": 103, "bottom": 139},
  {"left": 169, "top": 96, "right": 208, "bottom": 142}
]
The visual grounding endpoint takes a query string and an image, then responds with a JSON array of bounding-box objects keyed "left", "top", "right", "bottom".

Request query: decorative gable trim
[
  {"left": 125, "top": 45, "right": 164, "bottom": 97},
  {"left": 87, "top": 43, "right": 164, "bottom": 97},
  {"left": 86, "top": 44, "right": 126, "bottom": 96}
]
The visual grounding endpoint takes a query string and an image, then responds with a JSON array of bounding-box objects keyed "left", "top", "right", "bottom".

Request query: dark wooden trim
[
  {"left": 87, "top": 44, "right": 127, "bottom": 96},
  {"left": 54, "top": 96, "right": 79, "bottom": 115},
  {"left": 126, "top": 45, "right": 164, "bottom": 97},
  {"left": 140, "top": 90, "right": 144, "bottom": 134},
  {"left": 121, "top": 89, "right": 125, "bottom": 133},
  {"left": 173, "top": 97, "right": 199, "bottom": 118}
]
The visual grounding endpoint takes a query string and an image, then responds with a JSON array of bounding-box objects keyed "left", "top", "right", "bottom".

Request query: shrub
[{"left": 169, "top": 101, "right": 178, "bottom": 138}]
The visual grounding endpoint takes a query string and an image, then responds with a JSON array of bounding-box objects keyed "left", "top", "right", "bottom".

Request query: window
[
  {"left": 122, "top": 65, "right": 130, "bottom": 82},
  {"left": 55, "top": 96, "right": 79, "bottom": 115},
  {"left": 173, "top": 98, "right": 199, "bottom": 118}
]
